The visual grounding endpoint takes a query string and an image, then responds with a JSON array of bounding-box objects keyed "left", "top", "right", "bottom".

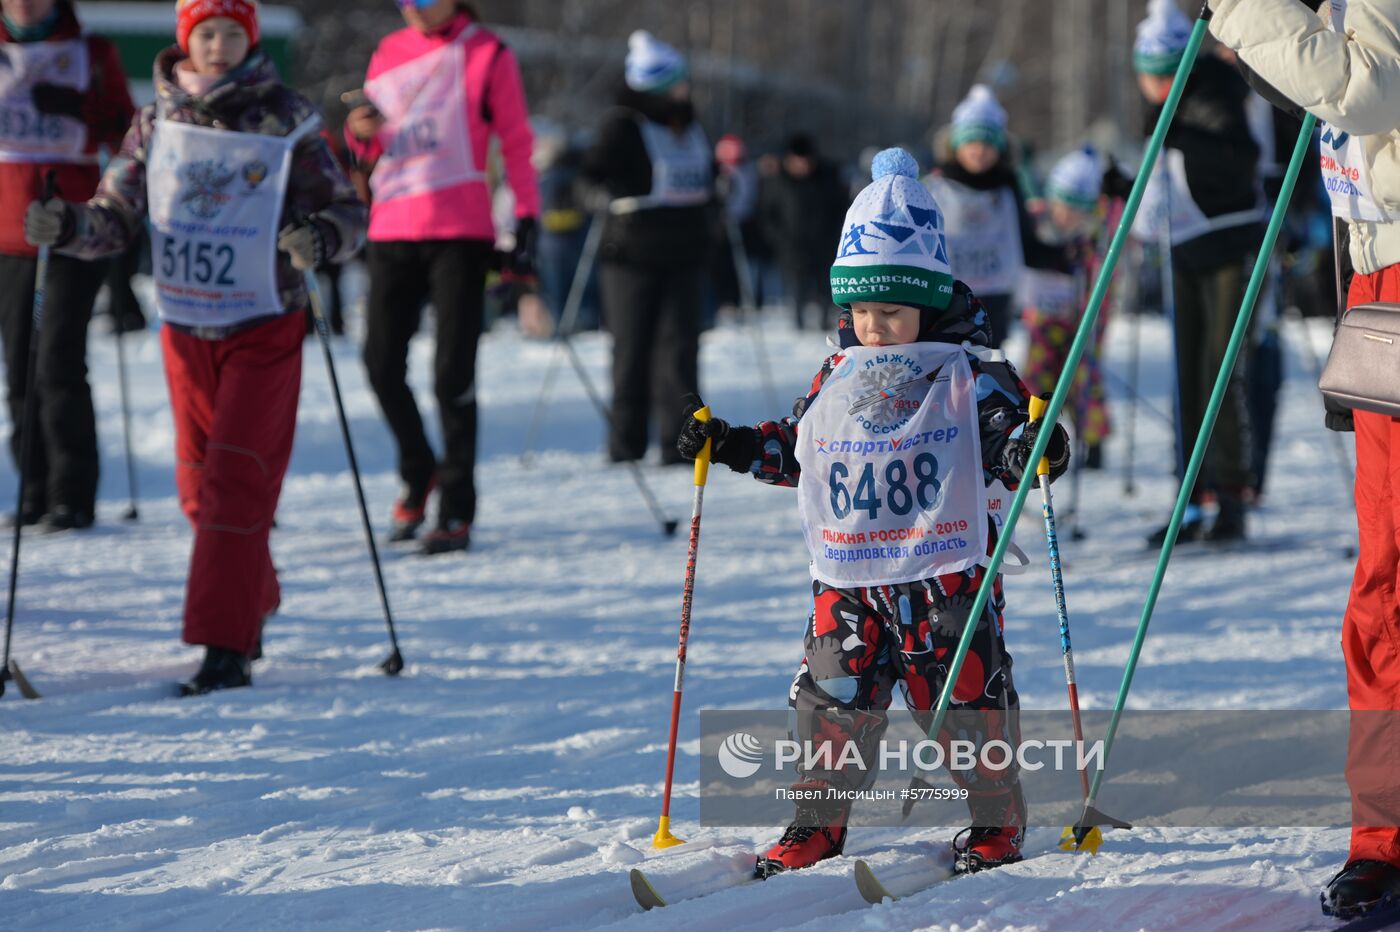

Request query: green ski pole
[
  {"left": 912, "top": 4, "right": 1217, "bottom": 822},
  {"left": 1064, "top": 112, "right": 1321, "bottom": 848}
]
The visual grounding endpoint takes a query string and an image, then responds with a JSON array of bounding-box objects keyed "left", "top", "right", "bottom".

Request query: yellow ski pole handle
[
  {"left": 1027, "top": 395, "right": 1052, "bottom": 478},
  {"left": 692, "top": 406, "right": 713, "bottom": 487}
]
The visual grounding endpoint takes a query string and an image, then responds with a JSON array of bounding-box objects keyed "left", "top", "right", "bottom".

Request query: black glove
[
  {"left": 1003, "top": 405, "right": 1071, "bottom": 484},
  {"left": 1325, "top": 407, "right": 1356, "bottom": 433},
  {"left": 31, "top": 83, "right": 84, "bottom": 119},
  {"left": 505, "top": 216, "right": 537, "bottom": 279},
  {"left": 676, "top": 396, "right": 758, "bottom": 473}
]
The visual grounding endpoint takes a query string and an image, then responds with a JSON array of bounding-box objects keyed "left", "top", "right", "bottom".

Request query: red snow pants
[
  {"left": 1344, "top": 264, "right": 1400, "bottom": 866},
  {"left": 161, "top": 312, "right": 303, "bottom": 655}
]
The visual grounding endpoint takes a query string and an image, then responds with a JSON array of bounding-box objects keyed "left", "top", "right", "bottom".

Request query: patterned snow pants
[{"left": 788, "top": 569, "right": 1026, "bottom": 831}]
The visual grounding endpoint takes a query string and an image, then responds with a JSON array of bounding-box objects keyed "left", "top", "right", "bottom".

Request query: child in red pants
[{"left": 25, "top": 0, "right": 366, "bottom": 694}]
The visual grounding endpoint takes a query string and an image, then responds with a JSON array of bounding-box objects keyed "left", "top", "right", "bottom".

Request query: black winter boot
[
  {"left": 2, "top": 498, "right": 46, "bottom": 528},
  {"left": 1320, "top": 859, "right": 1400, "bottom": 919},
  {"left": 179, "top": 647, "right": 252, "bottom": 697},
  {"left": 1205, "top": 494, "right": 1247, "bottom": 543},
  {"left": 39, "top": 506, "right": 93, "bottom": 533}
]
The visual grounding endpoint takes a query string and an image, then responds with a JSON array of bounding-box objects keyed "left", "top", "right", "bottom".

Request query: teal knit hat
[
  {"left": 950, "top": 85, "right": 1008, "bottom": 152},
  {"left": 625, "top": 30, "right": 688, "bottom": 94},
  {"left": 1047, "top": 146, "right": 1104, "bottom": 213},
  {"left": 1134, "top": 0, "right": 1192, "bottom": 76},
  {"left": 830, "top": 148, "right": 954, "bottom": 311}
]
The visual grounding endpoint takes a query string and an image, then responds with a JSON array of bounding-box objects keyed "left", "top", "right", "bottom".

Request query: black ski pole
[
  {"left": 114, "top": 327, "right": 139, "bottom": 521},
  {"left": 2, "top": 171, "right": 57, "bottom": 701},
  {"left": 558, "top": 335, "right": 679, "bottom": 537},
  {"left": 304, "top": 268, "right": 404, "bottom": 675}
]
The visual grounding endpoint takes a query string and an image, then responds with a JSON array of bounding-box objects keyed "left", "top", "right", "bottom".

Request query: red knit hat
[{"left": 176, "top": 0, "right": 259, "bottom": 52}]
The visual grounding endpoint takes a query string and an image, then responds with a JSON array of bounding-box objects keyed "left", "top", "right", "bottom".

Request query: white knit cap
[
  {"left": 950, "top": 85, "right": 1008, "bottom": 150},
  {"left": 1134, "top": 0, "right": 1193, "bottom": 75},
  {"left": 830, "top": 148, "right": 954, "bottom": 310},
  {"left": 625, "top": 30, "right": 687, "bottom": 93},
  {"left": 1047, "top": 146, "right": 1104, "bottom": 212}
]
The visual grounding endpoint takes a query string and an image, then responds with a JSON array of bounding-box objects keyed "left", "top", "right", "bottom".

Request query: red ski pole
[{"left": 654, "top": 405, "right": 712, "bottom": 848}]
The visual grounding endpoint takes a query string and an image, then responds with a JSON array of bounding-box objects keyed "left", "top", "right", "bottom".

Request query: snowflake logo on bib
[
  {"left": 179, "top": 160, "right": 237, "bottom": 220},
  {"left": 847, "top": 360, "right": 942, "bottom": 432}
]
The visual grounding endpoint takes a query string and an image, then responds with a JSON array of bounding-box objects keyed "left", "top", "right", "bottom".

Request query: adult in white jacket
[{"left": 1209, "top": 0, "right": 1400, "bottom": 920}]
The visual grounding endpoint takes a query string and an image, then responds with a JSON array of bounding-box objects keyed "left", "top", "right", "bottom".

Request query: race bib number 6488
[{"left": 828, "top": 454, "right": 942, "bottom": 520}]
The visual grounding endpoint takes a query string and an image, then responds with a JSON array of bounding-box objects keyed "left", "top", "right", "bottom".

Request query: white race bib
[
  {"left": 925, "top": 175, "right": 1024, "bottom": 296},
  {"left": 1133, "top": 149, "right": 1264, "bottom": 245},
  {"left": 611, "top": 119, "right": 711, "bottom": 214},
  {"left": 147, "top": 116, "right": 318, "bottom": 326},
  {"left": 0, "top": 40, "right": 91, "bottom": 164},
  {"left": 796, "top": 343, "right": 989, "bottom": 588},
  {"left": 365, "top": 26, "right": 483, "bottom": 205}
]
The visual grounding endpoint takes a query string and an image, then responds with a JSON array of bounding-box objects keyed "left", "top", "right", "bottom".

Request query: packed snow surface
[{"left": 0, "top": 302, "right": 1364, "bottom": 930}]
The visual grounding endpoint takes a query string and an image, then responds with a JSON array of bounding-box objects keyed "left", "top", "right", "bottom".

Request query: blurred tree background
[{"left": 83, "top": 0, "right": 1165, "bottom": 163}]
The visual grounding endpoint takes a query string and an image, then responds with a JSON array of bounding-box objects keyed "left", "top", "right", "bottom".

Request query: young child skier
[
  {"left": 1020, "top": 146, "right": 1121, "bottom": 467},
  {"left": 925, "top": 85, "right": 1073, "bottom": 348},
  {"left": 675, "top": 149, "right": 1069, "bottom": 877},
  {"left": 23, "top": 0, "right": 367, "bottom": 695}
]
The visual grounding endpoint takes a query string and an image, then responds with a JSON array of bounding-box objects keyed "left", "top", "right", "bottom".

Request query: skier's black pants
[
  {"left": 0, "top": 252, "right": 105, "bottom": 516},
  {"left": 1172, "top": 257, "right": 1254, "bottom": 500},
  {"left": 362, "top": 238, "right": 492, "bottom": 526},
  {"left": 1247, "top": 324, "right": 1283, "bottom": 495},
  {"left": 600, "top": 260, "right": 701, "bottom": 463}
]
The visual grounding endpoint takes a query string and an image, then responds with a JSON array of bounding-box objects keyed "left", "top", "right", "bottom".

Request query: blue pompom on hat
[
  {"left": 871, "top": 147, "right": 920, "bottom": 181},
  {"left": 829, "top": 148, "right": 954, "bottom": 311}
]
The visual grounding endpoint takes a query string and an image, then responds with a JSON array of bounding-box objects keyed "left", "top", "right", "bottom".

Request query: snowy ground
[{"left": 0, "top": 287, "right": 1369, "bottom": 930}]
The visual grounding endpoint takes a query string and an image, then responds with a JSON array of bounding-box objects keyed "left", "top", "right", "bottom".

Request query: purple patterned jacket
[{"left": 59, "top": 46, "right": 366, "bottom": 314}]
